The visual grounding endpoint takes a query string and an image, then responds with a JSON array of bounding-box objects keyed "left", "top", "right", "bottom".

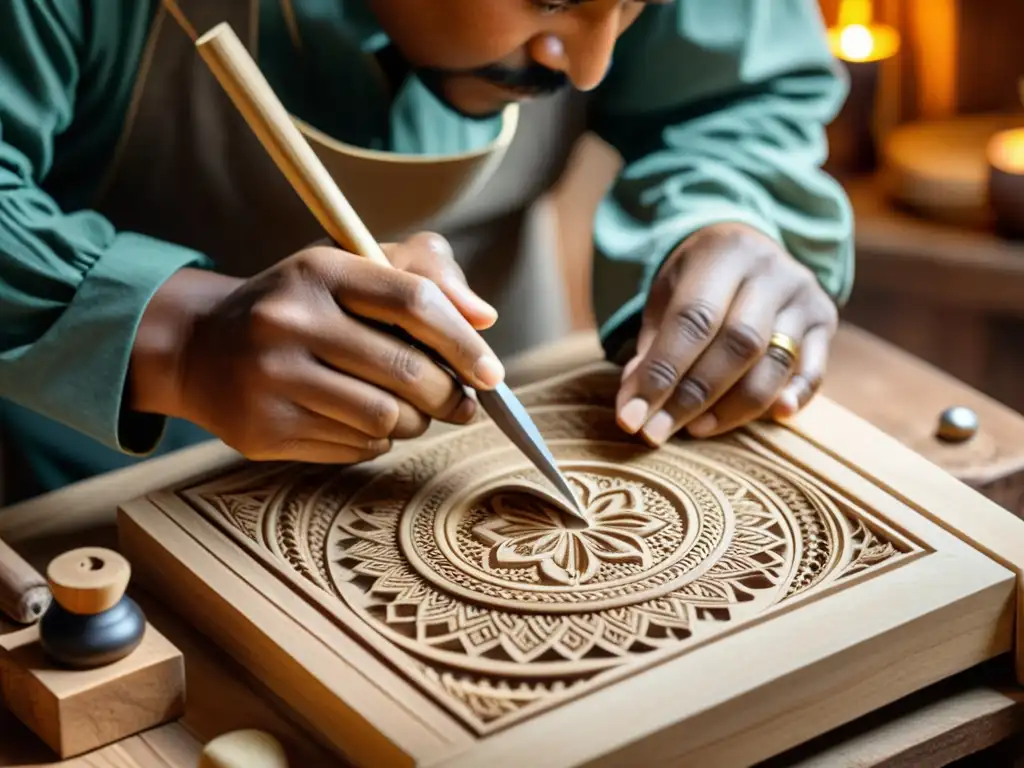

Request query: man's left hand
[{"left": 616, "top": 222, "right": 838, "bottom": 445}]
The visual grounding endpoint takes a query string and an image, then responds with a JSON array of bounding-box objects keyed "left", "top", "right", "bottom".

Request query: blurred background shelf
[{"left": 840, "top": 173, "right": 1024, "bottom": 414}]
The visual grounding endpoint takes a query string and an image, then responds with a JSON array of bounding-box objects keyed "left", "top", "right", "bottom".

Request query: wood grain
[
  {"left": 779, "top": 394, "right": 1024, "bottom": 681},
  {"left": 130, "top": 589, "right": 340, "bottom": 766},
  {"left": 0, "top": 621, "right": 184, "bottom": 758},
  {"left": 4, "top": 331, "right": 1024, "bottom": 766},
  {"left": 762, "top": 658, "right": 1024, "bottom": 767},
  {"left": 157, "top": 402, "right": 924, "bottom": 735},
  {"left": 0, "top": 582, "right": 341, "bottom": 767},
  {"left": 0, "top": 718, "right": 199, "bottom": 768},
  {"left": 117, "top": 362, "right": 1018, "bottom": 767},
  {"left": 824, "top": 324, "right": 1024, "bottom": 490}
]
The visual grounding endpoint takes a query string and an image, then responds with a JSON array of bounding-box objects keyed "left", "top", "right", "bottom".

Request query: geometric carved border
[{"left": 177, "top": 367, "right": 926, "bottom": 735}]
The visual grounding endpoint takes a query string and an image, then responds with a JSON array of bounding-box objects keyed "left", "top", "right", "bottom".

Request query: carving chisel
[
  {"left": 168, "top": 13, "right": 587, "bottom": 521},
  {"left": 0, "top": 534, "right": 52, "bottom": 624}
]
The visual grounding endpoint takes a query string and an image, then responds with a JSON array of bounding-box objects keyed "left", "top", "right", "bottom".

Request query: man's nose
[
  {"left": 564, "top": 14, "right": 619, "bottom": 91},
  {"left": 531, "top": 11, "right": 621, "bottom": 92}
]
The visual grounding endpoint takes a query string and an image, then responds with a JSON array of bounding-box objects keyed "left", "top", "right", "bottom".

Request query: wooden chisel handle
[
  {"left": 194, "top": 22, "right": 391, "bottom": 266},
  {"left": 194, "top": 22, "right": 477, "bottom": 384},
  {"left": 0, "top": 535, "right": 52, "bottom": 624}
]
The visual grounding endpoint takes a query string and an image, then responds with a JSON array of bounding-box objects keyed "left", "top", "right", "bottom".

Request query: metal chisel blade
[
  {"left": 477, "top": 383, "right": 587, "bottom": 524},
  {"left": 350, "top": 315, "right": 584, "bottom": 522}
]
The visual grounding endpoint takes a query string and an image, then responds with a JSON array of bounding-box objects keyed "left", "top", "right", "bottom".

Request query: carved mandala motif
[
  {"left": 472, "top": 474, "right": 669, "bottom": 587},
  {"left": 185, "top": 368, "right": 918, "bottom": 734}
]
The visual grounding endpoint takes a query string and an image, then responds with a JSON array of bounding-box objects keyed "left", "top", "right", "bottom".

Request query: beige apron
[{"left": 91, "top": 0, "right": 591, "bottom": 357}]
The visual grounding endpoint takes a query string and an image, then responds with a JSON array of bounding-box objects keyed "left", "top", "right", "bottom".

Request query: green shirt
[{"left": 0, "top": 0, "right": 853, "bottom": 474}]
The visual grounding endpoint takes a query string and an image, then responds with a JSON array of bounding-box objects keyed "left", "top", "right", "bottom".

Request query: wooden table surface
[{"left": 3, "top": 324, "right": 1024, "bottom": 767}]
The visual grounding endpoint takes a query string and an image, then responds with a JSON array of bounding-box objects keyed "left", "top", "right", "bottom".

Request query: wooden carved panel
[
  {"left": 180, "top": 369, "right": 918, "bottom": 730},
  {"left": 119, "top": 363, "right": 1020, "bottom": 767}
]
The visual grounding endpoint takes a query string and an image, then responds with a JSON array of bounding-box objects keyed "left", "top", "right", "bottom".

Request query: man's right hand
[{"left": 129, "top": 233, "right": 503, "bottom": 464}]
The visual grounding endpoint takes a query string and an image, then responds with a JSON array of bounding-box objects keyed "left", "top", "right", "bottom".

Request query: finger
[
  {"left": 278, "top": 358, "right": 431, "bottom": 439},
  {"left": 617, "top": 256, "right": 747, "bottom": 434},
  {"left": 381, "top": 233, "right": 498, "bottom": 330},
  {"left": 266, "top": 439, "right": 389, "bottom": 465},
  {"left": 384, "top": 382, "right": 476, "bottom": 437},
  {"left": 308, "top": 314, "right": 471, "bottom": 423},
  {"left": 634, "top": 270, "right": 674, "bottom": 361},
  {"left": 688, "top": 307, "right": 806, "bottom": 438},
  {"left": 620, "top": 353, "right": 642, "bottom": 382},
  {"left": 619, "top": 259, "right": 675, "bottom": 403},
  {"left": 239, "top": 404, "right": 392, "bottom": 463},
  {"left": 639, "top": 275, "right": 791, "bottom": 446},
  {"left": 293, "top": 407, "right": 394, "bottom": 451},
  {"left": 772, "top": 324, "right": 831, "bottom": 419},
  {"left": 617, "top": 282, "right": 670, "bottom": 429},
  {"left": 391, "top": 399, "right": 435, "bottom": 440},
  {"left": 332, "top": 257, "right": 505, "bottom": 391}
]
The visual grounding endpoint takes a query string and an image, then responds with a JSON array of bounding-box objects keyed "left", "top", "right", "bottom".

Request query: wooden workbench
[
  {"left": 839, "top": 174, "right": 1024, "bottom": 421},
  {"left": 3, "top": 323, "right": 1024, "bottom": 767}
]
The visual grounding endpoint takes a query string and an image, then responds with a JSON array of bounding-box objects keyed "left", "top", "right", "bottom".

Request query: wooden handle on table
[
  {"left": 0, "top": 535, "right": 52, "bottom": 624},
  {"left": 192, "top": 22, "right": 485, "bottom": 383},
  {"left": 194, "top": 23, "right": 390, "bottom": 266}
]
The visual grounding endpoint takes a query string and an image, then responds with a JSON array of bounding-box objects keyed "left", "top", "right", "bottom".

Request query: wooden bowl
[{"left": 881, "top": 114, "right": 1024, "bottom": 226}]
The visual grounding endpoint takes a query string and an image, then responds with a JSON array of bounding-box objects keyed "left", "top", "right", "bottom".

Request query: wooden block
[
  {"left": 0, "top": 620, "right": 185, "bottom": 758},
  {"left": 115, "top": 362, "right": 1024, "bottom": 767}
]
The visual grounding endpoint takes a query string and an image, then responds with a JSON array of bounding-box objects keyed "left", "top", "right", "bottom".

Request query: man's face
[{"left": 368, "top": 0, "right": 668, "bottom": 118}]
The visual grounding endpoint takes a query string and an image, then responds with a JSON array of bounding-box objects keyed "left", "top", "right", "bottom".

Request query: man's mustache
[
  {"left": 420, "top": 62, "right": 569, "bottom": 95},
  {"left": 469, "top": 63, "right": 568, "bottom": 94}
]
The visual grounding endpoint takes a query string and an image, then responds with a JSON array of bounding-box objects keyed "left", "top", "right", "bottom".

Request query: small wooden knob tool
[
  {"left": 40, "top": 547, "right": 145, "bottom": 668},
  {"left": 0, "top": 547, "right": 185, "bottom": 758},
  {"left": 0, "top": 534, "right": 52, "bottom": 624}
]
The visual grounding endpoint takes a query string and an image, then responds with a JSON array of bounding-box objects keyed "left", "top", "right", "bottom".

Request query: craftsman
[{"left": 0, "top": 0, "right": 853, "bottom": 501}]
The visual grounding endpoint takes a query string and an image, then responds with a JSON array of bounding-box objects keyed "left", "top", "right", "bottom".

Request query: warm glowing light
[
  {"left": 988, "top": 129, "right": 1024, "bottom": 174},
  {"left": 827, "top": 0, "right": 900, "bottom": 63},
  {"left": 839, "top": 25, "right": 875, "bottom": 61},
  {"left": 838, "top": 0, "right": 873, "bottom": 27}
]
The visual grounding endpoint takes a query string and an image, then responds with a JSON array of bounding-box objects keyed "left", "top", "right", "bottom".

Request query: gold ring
[{"left": 768, "top": 332, "right": 800, "bottom": 362}]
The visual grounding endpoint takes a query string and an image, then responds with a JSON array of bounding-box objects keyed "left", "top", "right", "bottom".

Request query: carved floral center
[{"left": 472, "top": 476, "right": 668, "bottom": 586}]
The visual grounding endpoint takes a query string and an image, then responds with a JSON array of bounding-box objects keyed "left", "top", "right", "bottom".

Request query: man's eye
[{"left": 536, "top": 0, "right": 574, "bottom": 14}]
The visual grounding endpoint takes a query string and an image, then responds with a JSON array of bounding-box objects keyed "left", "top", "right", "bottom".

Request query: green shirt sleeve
[
  {"left": 0, "top": 0, "right": 211, "bottom": 454},
  {"left": 590, "top": 0, "right": 854, "bottom": 360}
]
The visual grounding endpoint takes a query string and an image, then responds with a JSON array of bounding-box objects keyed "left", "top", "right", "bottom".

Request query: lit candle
[
  {"left": 824, "top": 0, "right": 901, "bottom": 174},
  {"left": 827, "top": 0, "right": 901, "bottom": 64},
  {"left": 987, "top": 127, "right": 1024, "bottom": 238}
]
